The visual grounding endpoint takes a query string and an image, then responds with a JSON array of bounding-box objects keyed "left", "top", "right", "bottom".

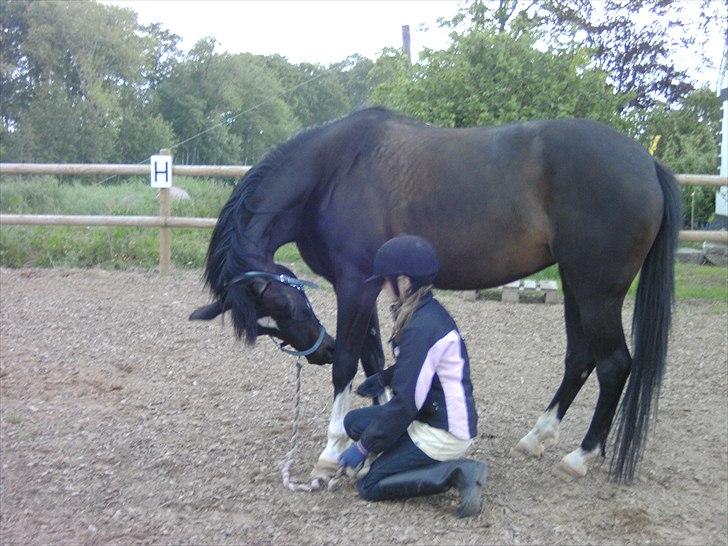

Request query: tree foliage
[
  {"left": 0, "top": 1, "right": 361, "bottom": 166},
  {"left": 370, "top": 30, "right": 633, "bottom": 131},
  {"left": 1, "top": 0, "right": 175, "bottom": 162},
  {"left": 444, "top": 0, "right": 723, "bottom": 110},
  {"left": 0, "top": 0, "right": 721, "bottom": 213},
  {"left": 157, "top": 39, "right": 299, "bottom": 165},
  {"left": 643, "top": 87, "right": 721, "bottom": 226},
  {"left": 261, "top": 54, "right": 351, "bottom": 129}
]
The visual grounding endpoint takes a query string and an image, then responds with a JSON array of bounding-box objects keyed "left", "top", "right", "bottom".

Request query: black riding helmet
[{"left": 365, "top": 234, "right": 440, "bottom": 293}]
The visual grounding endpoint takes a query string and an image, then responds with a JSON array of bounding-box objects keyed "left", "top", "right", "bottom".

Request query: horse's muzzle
[{"left": 306, "top": 334, "right": 335, "bottom": 364}]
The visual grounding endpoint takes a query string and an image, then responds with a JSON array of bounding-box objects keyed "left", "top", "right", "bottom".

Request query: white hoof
[
  {"left": 511, "top": 434, "right": 545, "bottom": 458},
  {"left": 557, "top": 447, "right": 599, "bottom": 479},
  {"left": 514, "top": 407, "right": 561, "bottom": 458},
  {"left": 310, "top": 457, "right": 339, "bottom": 480},
  {"left": 315, "top": 383, "right": 353, "bottom": 481},
  {"left": 541, "top": 428, "right": 560, "bottom": 448},
  {"left": 558, "top": 455, "right": 587, "bottom": 478}
]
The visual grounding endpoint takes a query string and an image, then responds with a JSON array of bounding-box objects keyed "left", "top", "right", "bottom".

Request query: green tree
[
  {"left": 10, "top": 84, "right": 118, "bottom": 162},
  {"left": 158, "top": 39, "right": 297, "bottom": 165},
  {"left": 366, "top": 47, "right": 413, "bottom": 107},
  {"left": 644, "top": 87, "right": 721, "bottom": 226},
  {"left": 444, "top": 0, "right": 723, "bottom": 110},
  {"left": 370, "top": 30, "right": 633, "bottom": 132},
  {"left": 334, "top": 54, "right": 376, "bottom": 110},
  {"left": 260, "top": 55, "right": 351, "bottom": 128},
  {"left": 1, "top": 0, "right": 177, "bottom": 163},
  {"left": 139, "top": 22, "right": 181, "bottom": 91},
  {"left": 0, "top": 0, "right": 32, "bottom": 134}
]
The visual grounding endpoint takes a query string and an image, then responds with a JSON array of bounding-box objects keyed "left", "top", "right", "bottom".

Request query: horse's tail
[
  {"left": 610, "top": 160, "right": 681, "bottom": 483},
  {"left": 202, "top": 177, "right": 259, "bottom": 345}
]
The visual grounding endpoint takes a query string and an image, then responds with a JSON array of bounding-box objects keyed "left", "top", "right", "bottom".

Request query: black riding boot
[{"left": 373, "top": 458, "right": 488, "bottom": 518}]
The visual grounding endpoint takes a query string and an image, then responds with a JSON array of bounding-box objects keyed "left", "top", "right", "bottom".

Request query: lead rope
[{"left": 279, "top": 356, "right": 347, "bottom": 492}]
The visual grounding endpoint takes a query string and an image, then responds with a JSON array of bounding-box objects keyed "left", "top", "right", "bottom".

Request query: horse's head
[{"left": 190, "top": 265, "right": 335, "bottom": 364}]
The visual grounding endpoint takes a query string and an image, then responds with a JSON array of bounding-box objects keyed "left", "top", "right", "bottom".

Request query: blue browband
[
  {"left": 228, "top": 270, "right": 319, "bottom": 290},
  {"left": 228, "top": 270, "right": 326, "bottom": 358}
]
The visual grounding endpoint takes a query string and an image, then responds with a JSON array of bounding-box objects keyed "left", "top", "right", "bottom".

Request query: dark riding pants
[{"left": 343, "top": 406, "right": 437, "bottom": 501}]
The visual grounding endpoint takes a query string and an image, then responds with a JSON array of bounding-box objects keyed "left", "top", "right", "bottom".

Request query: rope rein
[
  {"left": 233, "top": 270, "right": 349, "bottom": 492},
  {"left": 278, "top": 356, "right": 346, "bottom": 492}
]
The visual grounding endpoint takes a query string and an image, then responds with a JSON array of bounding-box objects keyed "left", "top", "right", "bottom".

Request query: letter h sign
[{"left": 150, "top": 154, "right": 172, "bottom": 188}]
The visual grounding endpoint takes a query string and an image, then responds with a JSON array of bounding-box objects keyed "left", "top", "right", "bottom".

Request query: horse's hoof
[
  {"left": 511, "top": 435, "right": 544, "bottom": 458},
  {"left": 557, "top": 451, "right": 588, "bottom": 479},
  {"left": 541, "top": 429, "right": 560, "bottom": 448},
  {"left": 310, "top": 457, "right": 339, "bottom": 481}
]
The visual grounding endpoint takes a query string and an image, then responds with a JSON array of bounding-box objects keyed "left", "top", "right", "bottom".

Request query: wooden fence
[{"left": 1, "top": 162, "right": 726, "bottom": 272}]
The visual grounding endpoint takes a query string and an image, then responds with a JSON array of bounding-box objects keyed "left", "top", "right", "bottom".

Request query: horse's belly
[
  {"left": 426, "top": 227, "right": 555, "bottom": 290},
  {"left": 436, "top": 240, "right": 555, "bottom": 290},
  {"left": 402, "top": 198, "right": 554, "bottom": 290}
]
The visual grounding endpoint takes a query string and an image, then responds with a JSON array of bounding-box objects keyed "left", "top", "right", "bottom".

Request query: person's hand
[
  {"left": 356, "top": 373, "right": 385, "bottom": 398},
  {"left": 338, "top": 441, "right": 368, "bottom": 470}
]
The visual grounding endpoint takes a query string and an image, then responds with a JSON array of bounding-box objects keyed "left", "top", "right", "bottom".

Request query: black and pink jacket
[{"left": 359, "top": 292, "right": 478, "bottom": 454}]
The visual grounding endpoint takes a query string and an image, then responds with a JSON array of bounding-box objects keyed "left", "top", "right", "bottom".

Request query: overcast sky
[
  {"left": 105, "top": 0, "right": 724, "bottom": 88},
  {"left": 106, "top": 1, "right": 460, "bottom": 63}
]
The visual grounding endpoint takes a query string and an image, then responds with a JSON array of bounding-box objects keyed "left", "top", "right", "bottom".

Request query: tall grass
[{"left": 0, "top": 176, "right": 233, "bottom": 269}]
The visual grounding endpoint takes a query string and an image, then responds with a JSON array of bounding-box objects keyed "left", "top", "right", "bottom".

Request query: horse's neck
[
  {"left": 242, "top": 205, "right": 302, "bottom": 261},
  {"left": 243, "top": 156, "right": 317, "bottom": 256}
]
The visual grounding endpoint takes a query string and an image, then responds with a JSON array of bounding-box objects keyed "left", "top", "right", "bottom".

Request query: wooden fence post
[{"left": 158, "top": 148, "right": 172, "bottom": 273}]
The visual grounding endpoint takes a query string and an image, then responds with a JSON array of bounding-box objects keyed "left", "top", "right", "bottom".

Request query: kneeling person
[{"left": 338, "top": 235, "right": 487, "bottom": 518}]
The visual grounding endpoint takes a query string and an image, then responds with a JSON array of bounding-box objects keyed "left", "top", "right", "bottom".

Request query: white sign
[
  {"left": 717, "top": 186, "right": 728, "bottom": 217},
  {"left": 150, "top": 155, "right": 172, "bottom": 188}
]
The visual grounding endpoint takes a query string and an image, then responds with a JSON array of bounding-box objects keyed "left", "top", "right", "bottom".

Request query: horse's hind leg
[
  {"left": 558, "top": 296, "right": 631, "bottom": 478},
  {"left": 513, "top": 277, "right": 595, "bottom": 458}
]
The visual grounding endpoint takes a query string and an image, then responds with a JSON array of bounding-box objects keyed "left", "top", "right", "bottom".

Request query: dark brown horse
[{"left": 191, "top": 107, "right": 680, "bottom": 483}]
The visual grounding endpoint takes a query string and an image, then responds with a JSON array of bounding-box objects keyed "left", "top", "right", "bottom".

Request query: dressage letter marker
[{"left": 150, "top": 155, "right": 172, "bottom": 188}]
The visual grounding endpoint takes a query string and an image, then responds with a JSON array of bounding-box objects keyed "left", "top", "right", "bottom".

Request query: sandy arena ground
[{"left": 1, "top": 267, "right": 726, "bottom": 545}]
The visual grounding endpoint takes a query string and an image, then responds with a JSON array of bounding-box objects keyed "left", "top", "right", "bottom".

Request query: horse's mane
[
  {"left": 201, "top": 118, "right": 338, "bottom": 343},
  {"left": 204, "top": 123, "right": 323, "bottom": 293},
  {"left": 204, "top": 107, "right": 405, "bottom": 296},
  {"left": 203, "top": 107, "right": 413, "bottom": 343}
]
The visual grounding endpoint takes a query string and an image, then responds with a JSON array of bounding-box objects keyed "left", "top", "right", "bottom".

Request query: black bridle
[{"left": 227, "top": 270, "right": 326, "bottom": 357}]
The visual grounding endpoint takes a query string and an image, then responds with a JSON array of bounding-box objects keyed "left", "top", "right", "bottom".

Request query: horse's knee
[{"left": 332, "top": 359, "right": 358, "bottom": 393}]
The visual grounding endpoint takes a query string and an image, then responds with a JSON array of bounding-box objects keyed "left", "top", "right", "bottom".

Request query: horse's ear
[{"left": 189, "top": 300, "right": 226, "bottom": 320}]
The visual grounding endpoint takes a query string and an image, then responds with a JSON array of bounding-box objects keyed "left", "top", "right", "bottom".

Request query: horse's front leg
[
  {"left": 360, "top": 310, "right": 390, "bottom": 405},
  {"left": 311, "top": 273, "right": 375, "bottom": 480}
]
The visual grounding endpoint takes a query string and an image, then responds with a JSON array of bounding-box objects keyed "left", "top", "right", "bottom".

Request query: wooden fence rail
[
  {"left": 1, "top": 163, "right": 250, "bottom": 178},
  {"left": 1, "top": 163, "right": 726, "bottom": 270},
  {"left": 1, "top": 163, "right": 724, "bottom": 186},
  {"left": 0, "top": 214, "right": 217, "bottom": 229}
]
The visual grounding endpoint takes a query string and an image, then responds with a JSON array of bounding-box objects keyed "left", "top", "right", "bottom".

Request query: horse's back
[{"left": 312, "top": 111, "right": 666, "bottom": 288}]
